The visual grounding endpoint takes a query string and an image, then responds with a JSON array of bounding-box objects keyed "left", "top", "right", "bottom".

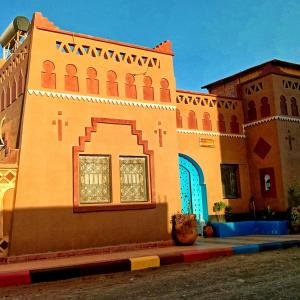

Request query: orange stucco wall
[{"left": 1, "top": 13, "right": 300, "bottom": 256}]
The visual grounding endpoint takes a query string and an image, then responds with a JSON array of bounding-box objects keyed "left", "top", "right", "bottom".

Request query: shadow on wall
[{"left": 3, "top": 203, "right": 170, "bottom": 256}]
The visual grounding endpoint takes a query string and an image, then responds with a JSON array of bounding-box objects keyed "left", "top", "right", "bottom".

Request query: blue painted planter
[{"left": 211, "top": 220, "right": 289, "bottom": 237}]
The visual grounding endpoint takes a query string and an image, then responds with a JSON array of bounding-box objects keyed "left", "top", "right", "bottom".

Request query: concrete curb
[{"left": 0, "top": 240, "right": 299, "bottom": 288}]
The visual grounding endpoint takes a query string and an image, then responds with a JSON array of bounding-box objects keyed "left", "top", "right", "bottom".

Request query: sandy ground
[{"left": 1, "top": 247, "right": 299, "bottom": 300}]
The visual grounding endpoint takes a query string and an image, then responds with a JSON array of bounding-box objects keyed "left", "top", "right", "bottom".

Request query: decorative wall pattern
[
  {"left": 176, "top": 93, "right": 238, "bottom": 110},
  {"left": 282, "top": 79, "right": 300, "bottom": 91},
  {"left": 28, "top": 89, "right": 176, "bottom": 110},
  {"left": 244, "top": 115, "right": 300, "bottom": 128},
  {"left": 244, "top": 82, "right": 263, "bottom": 95},
  {"left": 177, "top": 129, "right": 246, "bottom": 138},
  {"left": 254, "top": 138, "right": 272, "bottom": 159},
  {"left": 0, "top": 41, "right": 27, "bottom": 111},
  {"left": 40, "top": 61, "right": 170, "bottom": 102},
  {"left": 72, "top": 118, "right": 156, "bottom": 212},
  {"left": 56, "top": 41, "right": 161, "bottom": 69}
]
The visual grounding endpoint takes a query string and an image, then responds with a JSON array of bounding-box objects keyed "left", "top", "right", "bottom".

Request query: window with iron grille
[
  {"left": 79, "top": 155, "right": 111, "bottom": 204},
  {"left": 220, "top": 164, "right": 240, "bottom": 199},
  {"left": 119, "top": 156, "right": 148, "bottom": 202}
]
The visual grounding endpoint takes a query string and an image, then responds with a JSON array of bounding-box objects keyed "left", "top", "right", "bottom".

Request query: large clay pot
[{"left": 172, "top": 214, "right": 198, "bottom": 245}]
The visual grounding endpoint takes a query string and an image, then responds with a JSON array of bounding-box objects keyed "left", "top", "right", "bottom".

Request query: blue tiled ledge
[{"left": 211, "top": 220, "right": 289, "bottom": 237}]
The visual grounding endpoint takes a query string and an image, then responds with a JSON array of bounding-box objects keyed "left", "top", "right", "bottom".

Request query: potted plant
[
  {"left": 171, "top": 213, "right": 198, "bottom": 245},
  {"left": 213, "top": 201, "right": 226, "bottom": 222}
]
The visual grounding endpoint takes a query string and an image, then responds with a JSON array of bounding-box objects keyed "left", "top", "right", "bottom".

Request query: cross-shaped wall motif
[
  {"left": 154, "top": 121, "right": 167, "bottom": 147},
  {"left": 52, "top": 111, "right": 68, "bottom": 141}
]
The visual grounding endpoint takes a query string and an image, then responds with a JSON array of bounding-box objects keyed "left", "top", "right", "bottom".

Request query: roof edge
[
  {"left": 201, "top": 59, "right": 300, "bottom": 90},
  {"left": 32, "top": 12, "right": 174, "bottom": 56}
]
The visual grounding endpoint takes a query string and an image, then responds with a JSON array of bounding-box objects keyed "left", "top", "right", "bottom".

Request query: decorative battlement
[
  {"left": 32, "top": 12, "right": 59, "bottom": 30},
  {"left": 153, "top": 40, "right": 173, "bottom": 55},
  {"left": 175, "top": 90, "right": 243, "bottom": 134},
  {"left": 0, "top": 38, "right": 28, "bottom": 84},
  {"left": 176, "top": 90, "right": 240, "bottom": 110}
]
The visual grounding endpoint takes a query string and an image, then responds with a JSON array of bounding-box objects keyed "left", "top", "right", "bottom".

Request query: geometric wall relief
[
  {"left": 282, "top": 79, "right": 300, "bottom": 91},
  {"left": 244, "top": 82, "right": 263, "bottom": 95},
  {"left": 41, "top": 60, "right": 56, "bottom": 89},
  {"left": 56, "top": 41, "right": 161, "bottom": 70},
  {"left": 176, "top": 93, "right": 238, "bottom": 110},
  {"left": 86, "top": 67, "right": 99, "bottom": 94},
  {"left": 154, "top": 121, "right": 167, "bottom": 147},
  {"left": 285, "top": 130, "right": 295, "bottom": 151},
  {"left": 260, "top": 97, "right": 271, "bottom": 118},
  {"left": 52, "top": 111, "right": 68, "bottom": 141},
  {"left": 160, "top": 78, "right": 171, "bottom": 102},
  {"left": 253, "top": 137, "right": 271, "bottom": 159}
]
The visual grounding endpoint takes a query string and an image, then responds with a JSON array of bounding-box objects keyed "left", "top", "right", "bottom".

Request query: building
[{"left": 0, "top": 13, "right": 299, "bottom": 257}]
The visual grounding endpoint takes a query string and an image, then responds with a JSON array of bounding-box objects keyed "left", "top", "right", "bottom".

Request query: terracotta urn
[
  {"left": 172, "top": 214, "right": 198, "bottom": 245},
  {"left": 203, "top": 223, "right": 214, "bottom": 238}
]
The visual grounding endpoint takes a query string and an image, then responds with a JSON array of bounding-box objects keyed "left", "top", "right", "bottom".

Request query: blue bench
[{"left": 211, "top": 220, "right": 289, "bottom": 237}]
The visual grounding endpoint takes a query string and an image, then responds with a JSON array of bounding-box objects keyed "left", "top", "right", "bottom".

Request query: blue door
[{"left": 179, "top": 154, "right": 208, "bottom": 223}]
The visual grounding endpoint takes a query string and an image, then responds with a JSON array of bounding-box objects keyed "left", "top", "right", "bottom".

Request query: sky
[{"left": 1, "top": 0, "right": 300, "bottom": 92}]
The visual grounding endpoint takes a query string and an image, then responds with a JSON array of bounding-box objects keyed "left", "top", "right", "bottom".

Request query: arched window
[
  {"left": 291, "top": 97, "right": 299, "bottom": 116},
  {"left": 280, "top": 95, "right": 288, "bottom": 115},
  {"left": 230, "top": 115, "right": 240, "bottom": 134},
  {"left": 247, "top": 101, "right": 257, "bottom": 121},
  {"left": 264, "top": 174, "right": 271, "bottom": 191},
  {"left": 260, "top": 97, "right": 270, "bottom": 118},
  {"left": 188, "top": 110, "right": 198, "bottom": 130},
  {"left": 202, "top": 112, "right": 212, "bottom": 131},
  {"left": 176, "top": 109, "right": 183, "bottom": 128},
  {"left": 217, "top": 113, "right": 226, "bottom": 133},
  {"left": 86, "top": 67, "right": 99, "bottom": 94}
]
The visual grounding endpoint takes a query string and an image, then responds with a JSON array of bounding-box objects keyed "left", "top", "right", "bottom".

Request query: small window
[
  {"left": 79, "top": 155, "right": 111, "bottom": 204},
  {"left": 119, "top": 156, "right": 148, "bottom": 202},
  {"left": 221, "top": 164, "right": 240, "bottom": 199}
]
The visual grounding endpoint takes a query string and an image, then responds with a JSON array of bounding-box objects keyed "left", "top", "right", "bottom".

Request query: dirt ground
[{"left": 1, "top": 247, "right": 300, "bottom": 300}]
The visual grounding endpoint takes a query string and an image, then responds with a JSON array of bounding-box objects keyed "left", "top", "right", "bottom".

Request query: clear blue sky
[{"left": 1, "top": 0, "right": 300, "bottom": 91}]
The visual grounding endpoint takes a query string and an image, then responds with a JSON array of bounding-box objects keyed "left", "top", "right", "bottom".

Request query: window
[
  {"left": 259, "top": 168, "right": 277, "bottom": 198},
  {"left": 79, "top": 155, "right": 111, "bottom": 204},
  {"left": 221, "top": 164, "right": 240, "bottom": 199},
  {"left": 119, "top": 156, "right": 148, "bottom": 202}
]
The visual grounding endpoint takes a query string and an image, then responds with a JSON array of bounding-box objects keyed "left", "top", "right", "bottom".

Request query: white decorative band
[
  {"left": 177, "top": 129, "right": 246, "bottom": 138},
  {"left": 27, "top": 89, "right": 177, "bottom": 111},
  {"left": 243, "top": 115, "right": 300, "bottom": 128}
]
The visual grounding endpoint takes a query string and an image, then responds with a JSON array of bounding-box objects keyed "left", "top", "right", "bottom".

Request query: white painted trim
[
  {"left": 177, "top": 129, "right": 246, "bottom": 138},
  {"left": 243, "top": 115, "right": 300, "bottom": 128},
  {"left": 27, "top": 89, "right": 177, "bottom": 111}
]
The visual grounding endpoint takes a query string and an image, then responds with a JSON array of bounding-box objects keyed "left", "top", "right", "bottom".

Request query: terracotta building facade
[{"left": 0, "top": 13, "right": 299, "bottom": 257}]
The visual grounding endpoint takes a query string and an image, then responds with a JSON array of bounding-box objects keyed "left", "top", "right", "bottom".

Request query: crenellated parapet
[
  {"left": 26, "top": 13, "right": 176, "bottom": 104},
  {"left": 175, "top": 89, "right": 244, "bottom": 135}
]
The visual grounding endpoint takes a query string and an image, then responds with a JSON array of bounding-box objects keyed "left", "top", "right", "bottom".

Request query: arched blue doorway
[{"left": 179, "top": 154, "right": 208, "bottom": 223}]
